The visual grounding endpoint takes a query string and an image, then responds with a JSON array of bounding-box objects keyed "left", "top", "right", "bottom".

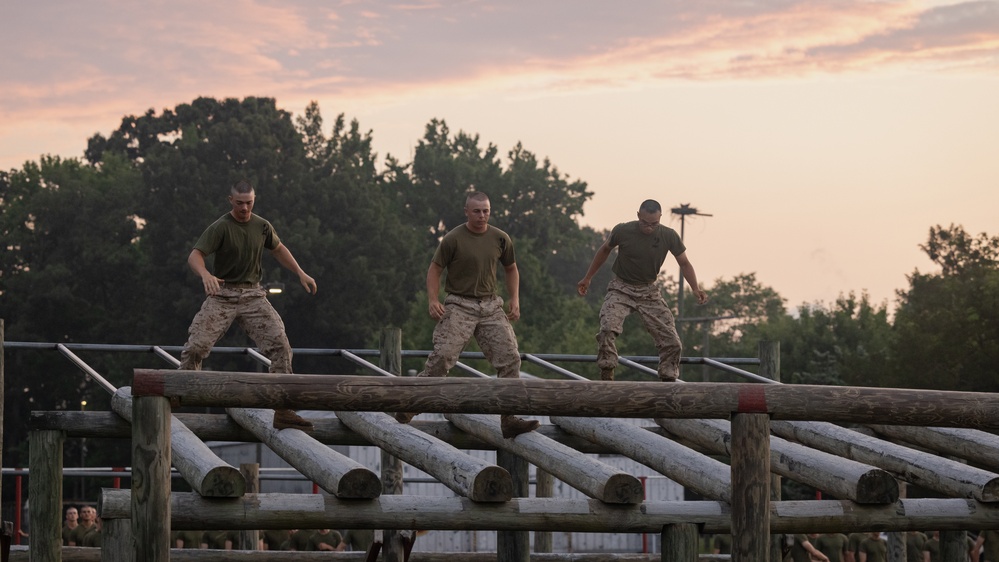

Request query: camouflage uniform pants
[
  {"left": 597, "top": 277, "right": 682, "bottom": 381},
  {"left": 421, "top": 294, "right": 521, "bottom": 379},
  {"left": 180, "top": 286, "right": 292, "bottom": 373}
]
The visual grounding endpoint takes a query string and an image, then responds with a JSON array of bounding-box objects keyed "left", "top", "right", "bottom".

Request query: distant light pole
[{"left": 669, "top": 203, "right": 712, "bottom": 319}]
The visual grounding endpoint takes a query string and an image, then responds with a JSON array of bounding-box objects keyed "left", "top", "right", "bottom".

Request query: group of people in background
[
  {"left": 711, "top": 530, "right": 985, "bottom": 562},
  {"left": 61, "top": 505, "right": 101, "bottom": 547}
]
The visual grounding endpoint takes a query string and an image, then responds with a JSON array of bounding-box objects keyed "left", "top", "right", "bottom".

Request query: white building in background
[{"left": 210, "top": 412, "right": 684, "bottom": 554}]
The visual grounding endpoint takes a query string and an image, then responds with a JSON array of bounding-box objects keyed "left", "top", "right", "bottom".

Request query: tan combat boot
[
  {"left": 501, "top": 415, "right": 540, "bottom": 439},
  {"left": 273, "top": 409, "right": 315, "bottom": 432}
]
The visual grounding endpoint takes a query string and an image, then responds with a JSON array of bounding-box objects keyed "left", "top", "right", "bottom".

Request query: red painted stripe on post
[
  {"left": 132, "top": 371, "right": 166, "bottom": 396},
  {"left": 737, "top": 385, "right": 769, "bottom": 413}
]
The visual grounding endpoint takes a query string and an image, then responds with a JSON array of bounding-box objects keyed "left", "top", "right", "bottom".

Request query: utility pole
[{"left": 670, "top": 203, "right": 712, "bottom": 319}]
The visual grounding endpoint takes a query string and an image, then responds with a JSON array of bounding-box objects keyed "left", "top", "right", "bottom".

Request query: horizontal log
[
  {"left": 446, "top": 413, "right": 643, "bottom": 505},
  {"left": 133, "top": 371, "right": 999, "bottom": 429},
  {"left": 98, "top": 489, "right": 999, "bottom": 533},
  {"left": 336, "top": 410, "right": 511, "bottom": 502},
  {"left": 656, "top": 418, "right": 898, "bottom": 504},
  {"left": 5, "top": 547, "right": 678, "bottom": 562},
  {"left": 226, "top": 408, "right": 380, "bottom": 499},
  {"left": 551, "top": 416, "right": 731, "bottom": 502},
  {"left": 112, "top": 388, "right": 244, "bottom": 497},
  {"left": 771, "top": 420, "right": 999, "bottom": 501},
  {"left": 27, "top": 411, "right": 611, "bottom": 452}
]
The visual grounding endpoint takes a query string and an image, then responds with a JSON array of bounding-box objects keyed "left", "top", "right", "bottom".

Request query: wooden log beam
[
  {"left": 446, "top": 413, "right": 643, "bottom": 505},
  {"left": 132, "top": 371, "right": 999, "bottom": 429},
  {"left": 28, "top": 411, "right": 611, "bottom": 452},
  {"left": 771, "top": 420, "right": 999, "bottom": 502},
  {"left": 730, "top": 412, "right": 770, "bottom": 562},
  {"left": 869, "top": 425, "right": 999, "bottom": 472},
  {"left": 656, "top": 418, "right": 898, "bottom": 504},
  {"left": 225, "top": 408, "right": 380, "bottom": 499},
  {"left": 551, "top": 415, "right": 731, "bottom": 502},
  {"left": 98, "top": 490, "right": 999, "bottom": 533},
  {"left": 6, "top": 548, "right": 690, "bottom": 562},
  {"left": 112, "top": 388, "right": 245, "bottom": 497},
  {"left": 336, "top": 410, "right": 512, "bottom": 502}
]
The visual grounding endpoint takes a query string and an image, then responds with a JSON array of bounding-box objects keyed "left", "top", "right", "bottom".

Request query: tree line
[{"left": 1, "top": 96, "right": 996, "bottom": 472}]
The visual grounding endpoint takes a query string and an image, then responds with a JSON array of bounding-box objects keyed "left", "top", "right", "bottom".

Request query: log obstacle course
[{"left": 20, "top": 339, "right": 999, "bottom": 562}]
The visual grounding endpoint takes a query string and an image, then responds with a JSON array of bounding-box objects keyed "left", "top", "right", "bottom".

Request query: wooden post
[
  {"left": 132, "top": 395, "right": 171, "bottom": 561},
  {"left": 730, "top": 412, "right": 770, "bottom": 562},
  {"left": 760, "top": 340, "right": 782, "bottom": 562},
  {"left": 939, "top": 530, "right": 968, "bottom": 562},
  {"left": 112, "top": 388, "right": 244, "bottom": 497},
  {"left": 534, "top": 469, "right": 553, "bottom": 553},
  {"left": 663, "top": 523, "right": 698, "bottom": 562},
  {"left": 497, "top": 449, "right": 530, "bottom": 562},
  {"left": 29, "top": 429, "right": 63, "bottom": 562},
  {"left": 237, "top": 464, "right": 260, "bottom": 550},
  {"left": 101, "top": 517, "right": 134, "bottom": 562},
  {"left": 380, "top": 327, "right": 405, "bottom": 562}
]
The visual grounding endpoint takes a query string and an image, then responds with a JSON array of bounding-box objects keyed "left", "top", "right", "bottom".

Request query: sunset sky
[{"left": 2, "top": 1, "right": 997, "bottom": 311}]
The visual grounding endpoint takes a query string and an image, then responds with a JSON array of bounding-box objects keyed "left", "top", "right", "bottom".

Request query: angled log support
[
  {"left": 771, "top": 420, "right": 999, "bottom": 502},
  {"left": 657, "top": 417, "right": 898, "bottom": 504},
  {"left": 225, "top": 407, "right": 381, "bottom": 499},
  {"left": 337, "top": 410, "right": 512, "bottom": 502},
  {"left": 551, "top": 415, "right": 731, "bottom": 502},
  {"left": 446, "top": 413, "right": 643, "bottom": 505},
  {"left": 113, "top": 387, "right": 244, "bottom": 497}
]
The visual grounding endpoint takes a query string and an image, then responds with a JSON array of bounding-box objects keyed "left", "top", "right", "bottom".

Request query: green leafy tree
[{"left": 889, "top": 225, "right": 999, "bottom": 391}]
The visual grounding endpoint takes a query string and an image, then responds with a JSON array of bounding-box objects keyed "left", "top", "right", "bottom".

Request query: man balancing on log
[
  {"left": 577, "top": 199, "right": 708, "bottom": 382},
  {"left": 395, "top": 191, "right": 540, "bottom": 439},
  {"left": 179, "top": 178, "right": 318, "bottom": 432}
]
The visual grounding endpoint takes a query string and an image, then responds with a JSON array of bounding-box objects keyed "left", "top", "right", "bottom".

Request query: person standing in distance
[
  {"left": 577, "top": 199, "right": 708, "bottom": 382},
  {"left": 396, "top": 192, "right": 539, "bottom": 439},
  {"left": 181, "top": 179, "right": 318, "bottom": 432}
]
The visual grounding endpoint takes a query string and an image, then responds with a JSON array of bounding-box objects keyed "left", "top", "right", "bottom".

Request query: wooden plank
[
  {"left": 29, "top": 429, "right": 64, "bottom": 562},
  {"left": 336, "top": 410, "right": 511, "bottom": 502},
  {"left": 771, "top": 420, "right": 999, "bottom": 501},
  {"left": 656, "top": 418, "right": 898, "bottom": 504},
  {"left": 132, "top": 395, "right": 171, "bottom": 561},
  {"left": 101, "top": 518, "right": 133, "bottom": 562},
  {"left": 132, "top": 370, "right": 999, "bottom": 429},
  {"left": 551, "top": 415, "right": 731, "bottom": 502},
  {"left": 225, "top": 407, "right": 380, "bottom": 499},
  {"left": 98, "top": 490, "right": 999, "bottom": 533},
  {"left": 113, "top": 387, "right": 245, "bottom": 497},
  {"left": 447, "top": 413, "right": 643, "bottom": 505}
]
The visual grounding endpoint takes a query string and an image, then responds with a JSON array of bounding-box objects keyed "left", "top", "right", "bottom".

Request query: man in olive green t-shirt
[
  {"left": 395, "top": 192, "right": 538, "bottom": 439},
  {"left": 577, "top": 199, "right": 708, "bottom": 381},
  {"left": 180, "top": 179, "right": 317, "bottom": 432}
]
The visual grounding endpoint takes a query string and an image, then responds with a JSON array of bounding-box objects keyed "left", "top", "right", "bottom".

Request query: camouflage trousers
[
  {"left": 180, "top": 286, "right": 292, "bottom": 373},
  {"left": 597, "top": 277, "right": 682, "bottom": 381},
  {"left": 420, "top": 294, "right": 521, "bottom": 379}
]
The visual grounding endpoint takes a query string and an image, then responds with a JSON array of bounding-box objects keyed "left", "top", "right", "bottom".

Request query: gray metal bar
[
  {"left": 245, "top": 347, "right": 271, "bottom": 366},
  {"left": 617, "top": 357, "right": 659, "bottom": 377},
  {"left": 341, "top": 350, "right": 395, "bottom": 377},
  {"left": 152, "top": 345, "right": 181, "bottom": 367},
  {"left": 522, "top": 354, "right": 588, "bottom": 381},
  {"left": 702, "top": 358, "right": 773, "bottom": 384},
  {"left": 56, "top": 343, "right": 117, "bottom": 395}
]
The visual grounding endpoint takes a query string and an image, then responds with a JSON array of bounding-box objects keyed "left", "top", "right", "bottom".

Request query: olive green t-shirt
[
  {"left": 815, "top": 533, "right": 850, "bottom": 562},
  {"left": 194, "top": 213, "right": 281, "bottom": 285},
  {"left": 609, "top": 221, "right": 685, "bottom": 285},
  {"left": 433, "top": 224, "right": 516, "bottom": 298}
]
